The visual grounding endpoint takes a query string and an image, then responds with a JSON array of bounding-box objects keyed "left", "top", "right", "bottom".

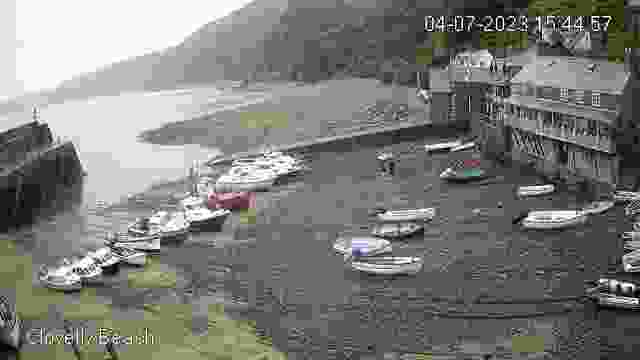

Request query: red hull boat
[{"left": 208, "top": 192, "right": 255, "bottom": 210}]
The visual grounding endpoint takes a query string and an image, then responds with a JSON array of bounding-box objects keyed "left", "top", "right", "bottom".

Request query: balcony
[{"left": 504, "top": 114, "right": 614, "bottom": 153}]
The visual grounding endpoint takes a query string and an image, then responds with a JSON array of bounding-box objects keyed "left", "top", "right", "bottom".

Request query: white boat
[
  {"left": 424, "top": 140, "right": 462, "bottom": 153},
  {"left": 450, "top": 142, "right": 476, "bottom": 152},
  {"left": 376, "top": 208, "right": 435, "bottom": 222},
  {"left": 586, "top": 277, "right": 640, "bottom": 310},
  {"left": 38, "top": 264, "right": 83, "bottom": 291},
  {"left": 624, "top": 240, "right": 640, "bottom": 252},
  {"left": 106, "top": 233, "right": 161, "bottom": 252},
  {"left": 623, "top": 231, "right": 640, "bottom": 240},
  {"left": 108, "top": 245, "right": 147, "bottom": 266},
  {"left": 86, "top": 247, "right": 120, "bottom": 274},
  {"left": 348, "top": 256, "right": 424, "bottom": 275},
  {"left": 61, "top": 256, "right": 102, "bottom": 284},
  {"left": 128, "top": 211, "right": 190, "bottom": 241},
  {"left": 214, "top": 170, "right": 278, "bottom": 192},
  {"left": 625, "top": 200, "right": 640, "bottom": 216},
  {"left": 180, "top": 196, "right": 230, "bottom": 232},
  {"left": 377, "top": 152, "right": 394, "bottom": 161},
  {"left": 516, "top": 184, "right": 555, "bottom": 197},
  {"left": 623, "top": 250, "right": 640, "bottom": 272},
  {"left": 581, "top": 200, "right": 614, "bottom": 215},
  {"left": 521, "top": 210, "right": 587, "bottom": 229},
  {"left": 614, "top": 191, "right": 640, "bottom": 203},
  {"left": 0, "top": 296, "right": 21, "bottom": 349},
  {"left": 371, "top": 222, "right": 424, "bottom": 239},
  {"left": 333, "top": 237, "right": 392, "bottom": 256}
]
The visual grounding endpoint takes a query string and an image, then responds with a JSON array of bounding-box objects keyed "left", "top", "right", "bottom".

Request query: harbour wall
[{"left": 0, "top": 122, "right": 84, "bottom": 231}]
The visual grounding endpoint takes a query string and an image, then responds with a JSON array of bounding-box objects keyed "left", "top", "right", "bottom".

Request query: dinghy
[
  {"left": 586, "top": 276, "right": 640, "bottom": 310},
  {"left": 128, "top": 211, "right": 190, "bottom": 241},
  {"left": 214, "top": 170, "right": 278, "bottom": 192},
  {"left": 521, "top": 210, "right": 586, "bottom": 229},
  {"left": 108, "top": 245, "right": 147, "bottom": 266},
  {"left": 581, "top": 200, "right": 614, "bottom": 215},
  {"left": 424, "top": 140, "right": 462, "bottom": 153},
  {"left": 376, "top": 152, "right": 394, "bottom": 161},
  {"left": 0, "top": 296, "right": 21, "bottom": 349},
  {"left": 450, "top": 142, "right": 476, "bottom": 152},
  {"left": 86, "top": 247, "right": 120, "bottom": 274},
  {"left": 376, "top": 208, "right": 435, "bottom": 222},
  {"left": 516, "top": 184, "right": 555, "bottom": 197},
  {"left": 623, "top": 250, "right": 640, "bottom": 272},
  {"left": 614, "top": 191, "right": 640, "bottom": 203},
  {"left": 371, "top": 222, "right": 424, "bottom": 239},
  {"left": 208, "top": 191, "right": 254, "bottom": 210},
  {"left": 333, "top": 237, "right": 392, "bottom": 256},
  {"left": 38, "top": 264, "right": 83, "bottom": 292},
  {"left": 440, "top": 167, "right": 488, "bottom": 182},
  {"left": 625, "top": 200, "right": 640, "bottom": 216},
  {"left": 348, "top": 256, "right": 424, "bottom": 275},
  {"left": 181, "top": 196, "right": 230, "bottom": 232},
  {"left": 61, "top": 256, "right": 103, "bottom": 284},
  {"left": 106, "top": 232, "right": 161, "bottom": 252}
]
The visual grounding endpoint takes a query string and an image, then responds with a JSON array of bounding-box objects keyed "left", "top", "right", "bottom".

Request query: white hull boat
[
  {"left": 586, "top": 278, "right": 640, "bottom": 310},
  {"left": 181, "top": 197, "right": 231, "bottom": 231},
  {"left": 521, "top": 210, "right": 586, "bottom": 229},
  {"left": 516, "top": 184, "right": 555, "bottom": 197},
  {"left": 333, "top": 237, "right": 392, "bottom": 256},
  {"left": 377, "top": 152, "right": 394, "bottom": 161},
  {"left": 0, "top": 296, "right": 21, "bottom": 349},
  {"left": 623, "top": 250, "right": 640, "bottom": 272},
  {"left": 624, "top": 240, "right": 640, "bottom": 252},
  {"left": 38, "top": 265, "right": 83, "bottom": 292},
  {"left": 62, "top": 257, "right": 103, "bottom": 284},
  {"left": 214, "top": 172, "right": 277, "bottom": 192},
  {"left": 614, "top": 191, "right": 640, "bottom": 203},
  {"left": 86, "top": 247, "right": 120, "bottom": 274},
  {"left": 108, "top": 246, "right": 147, "bottom": 266},
  {"left": 128, "top": 211, "right": 190, "bottom": 241},
  {"left": 581, "top": 200, "right": 614, "bottom": 215},
  {"left": 349, "top": 256, "right": 424, "bottom": 275},
  {"left": 371, "top": 222, "right": 424, "bottom": 239},
  {"left": 424, "top": 140, "right": 462, "bottom": 153},
  {"left": 376, "top": 208, "right": 435, "bottom": 222},
  {"left": 106, "top": 233, "right": 161, "bottom": 252},
  {"left": 450, "top": 142, "right": 476, "bottom": 152}
]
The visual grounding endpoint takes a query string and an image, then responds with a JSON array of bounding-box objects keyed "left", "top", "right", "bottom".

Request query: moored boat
[
  {"left": 375, "top": 208, "right": 435, "bottom": 222},
  {"left": 440, "top": 167, "right": 488, "bottom": 182},
  {"left": 333, "top": 237, "right": 392, "bottom": 256},
  {"left": 108, "top": 245, "right": 147, "bottom": 266},
  {"left": 586, "top": 276, "right": 640, "bottom": 310},
  {"left": 516, "top": 184, "right": 555, "bottom": 197},
  {"left": 371, "top": 222, "right": 424, "bottom": 239},
  {"left": 38, "top": 264, "right": 83, "bottom": 292},
  {"left": 521, "top": 210, "right": 586, "bottom": 230},
  {"left": 129, "top": 210, "right": 191, "bottom": 241},
  {"left": 581, "top": 200, "right": 615, "bottom": 215},
  {"left": 214, "top": 170, "right": 278, "bottom": 192},
  {"left": 347, "top": 256, "right": 424, "bottom": 275},
  {"left": 181, "top": 196, "right": 230, "bottom": 232},
  {"left": 106, "top": 232, "right": 161, "bottom": 253},
  {"left": 0, "top": 296, "right": 21, "bottom": 349},
  {"left": 424, "top": 140, "right": 462, "bottom": 153},
  {"left": 61, "top": 256, "right": 102, "bottom": 284},
  {"left": 450, "top": 141, "right": 476, "bottom": 152},
  {"left": 624, "top": 240, "right": 640, "bottom": 252},
  {"left": 623, "top": 231, "right": 640, "bottom": 241},
  {"left": 625, "top": 199, "right": 640, "bottom": 216},
  {"left": 614, "top": 191, "right": 640, "bottom": 203},
  {"left": 623, "top": 250, "right": 640, "bottom": 272},
  {"left": 208, "top": 191, "right": 254, "bottom": 210},
  {"left": 86, "top": 247, "right": 120, "bottom": 274},
  {"left": 376, "top": 152, "right": 394, "bottom": 161}
]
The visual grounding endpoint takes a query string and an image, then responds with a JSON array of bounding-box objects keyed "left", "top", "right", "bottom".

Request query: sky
[{"left": 3, "top": 0, "right": 256, "bottom": 96}]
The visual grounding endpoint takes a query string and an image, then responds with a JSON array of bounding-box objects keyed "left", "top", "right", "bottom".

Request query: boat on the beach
[
  {"left": 625, "top": 200, "right": 640, "bottom": 216},
  {"left": 333, "top": 237, "right": 392, "bottom": 256},
  {"left": 581, "top": 200, "right": 615, "bottom": 215},
  {"left": 623, "top": 250, "right": 640, "bottom": 272},
  {"left": 450, "top": 141, "right": 476, "bottom": 152},
  {"left": 375, "top": 208, "right": 435, "bottom": 222},
  {"left": 108, "top": 245, "right": 147, "bottom": 266},
  {"left": 106, "top": 232, "right": 161, "bottom": 252},
  {"left": 347, "top": 256, "right": 424, "bottom": 275},
  {"left": 61, "top": 256, "right": 103, "bottom": 284},
  {"left": 86, "top": 247, "right": 120, "bottom": 274},
  {"left": 38, "top": 264, "right": 83, "bottom": 291},
  {"left": 440, "top": 167, "right": 488, "bottom": 182},
  {"left": 208, "top": 191, "right": 254, "bottom": 210},
  {"left": 614, "top": 191, "right": 640, "bottom": 203},
  {"left": 0, "top": 296, "right": 21, "bottom": 349},
  {"left": 180, "top": 196, "right": 230, "bottom": 232},
  {"left": 128, "top": 211, "right": 190, "bottom": 242},
  {"left": 424, "top": 140, "right": 462, "bottom": 153},
  {"left": 371, "top": 222, "right": 424, "bottom": 239},
  {"left": 521, "top": 210, "right": 587, "bottom": 230},
  {"left": 586, "top": 276, "right": 640, "bottom": 310},
  {"left": 516, "top": 184, "right": 555, "bottom": 197}
]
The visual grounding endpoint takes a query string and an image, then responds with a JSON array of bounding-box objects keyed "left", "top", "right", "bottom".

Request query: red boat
[{"left": 208, "top": 192, "right": 255, "bottom": 210}]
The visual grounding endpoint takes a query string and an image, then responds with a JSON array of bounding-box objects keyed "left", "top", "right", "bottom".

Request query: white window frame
[
  {"left": 592, "top": 92, "right": 601, "bottom": 107},
  {"left": 574, "top": 90, "right": 584, "bottom": 104},
  {"left": 560, "top": 88, "right": 569, "bottom": 101}
]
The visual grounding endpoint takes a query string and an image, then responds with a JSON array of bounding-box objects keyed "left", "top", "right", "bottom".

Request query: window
[
  {"left": 592, "top": 92, "right": 601, "bottom": 107},
  {"left": 560, "top": 88, "right": 569, "bottom": 101},
  {"left": 574, "top": 90, "right": 584, "bottom": 104}
]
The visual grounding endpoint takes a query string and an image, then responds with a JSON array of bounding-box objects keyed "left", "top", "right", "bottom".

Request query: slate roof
[{"left": 510, "top": 56, "right": 630, "bottom": 94}]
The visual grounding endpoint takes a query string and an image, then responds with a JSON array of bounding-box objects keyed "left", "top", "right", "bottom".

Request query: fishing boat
[
  {"left": 424, "top": 140, "right": 462, "bottom": 153},
  {"left": 521, "top": 210, "right": 587, "bottom": 230},
  {"left": 581, "top": 200, "right": 615, "bottom": 215},
  {"left": 586, "top": 276, "right": 640, "bottom": 310},
  {"left": 613, "top": 191, "right": 640, "bottom": 203},
  {"left": 38, "top": 264, "right": 83, "bottom": 292},
  {"left": 371, "top": 222, "right": 424, "bottom": 239},
  {"left": 347, "top": 256, "right": 424, "bottom": 275},
  {"left": 61, "top": 256, "right": 103, "bottom": 284},
  {"left": 625, "top": 200, "right": 640, "bottom": 216},
  {"left": 440, "top": 167, "right": 488, "bottom": 182},
  {"left": 450, "top": 141, "right": 476, "bottom": 152},
  {"left": 516, "top": 184, "right": 555, "bottom": 197},
  {"left": 106, "top": 232, "right": 161, "bottom": 253},
  {"left": 375, "top": 208, "right": 435, "bottom": 222},
  {"left": 208, "top": 191, "right": 254, "bottom": 210},
  {"left": 333, "top": 237, "right": 392, "bottom": 256},
  {"left": 108, "top": 245, "right": 147, "bottom": 266},
  {"left": 623, "top": 250, "right": 640, "bottom": 272},
  {"left": 181, "top": 196, "right": 231, "bottom": 232},
  {"left": 128, "top": 211, "right": 190, "bottom": 241},
  {"left": 0, "top": 296, "right": 21, "bottom": 349},
  {"left": 86, "top": 247, "right": 120, "bottom": 274}
]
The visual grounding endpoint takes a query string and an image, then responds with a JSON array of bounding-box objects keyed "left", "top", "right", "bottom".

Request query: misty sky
[{"left": 2, "top": 0, "right": 255, "bottom": 96}]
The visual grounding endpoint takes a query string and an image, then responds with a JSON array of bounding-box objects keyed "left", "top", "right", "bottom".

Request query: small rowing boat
[
  {"left": 128, "top": 211, "right": 190, "bottom": 242},
  {"left": 376, "top": 152, "right": 394, "bottom": 161},
  {"left": 586, "top": 276, "right": 640, "bottom": 310},
  {"left": 108, "top": 245, "right": 147, "bottom": 266},
  {"left": 106, "top": 232, "right": 161, "bottom": 252},
  {"left": 371, "top": 222, "right": 424, "bottom": 239},
  {"left": 86, "top": 247, "right": 120, "bottom": 274},
  {"left": 516, "top": 184, "right": 555, "bottom": 197},
  {"left": 375, "top": 208, "right": 435, "bottom": 222},
  {"left": 424, "top": 140, "right": 462, "bottom": 153},
  {"left": 450, "top": 141, "right": 476, "bottom": 152},
  {"left": 614, "top": 191, "right": 640, "bottom": 203},
  {"left": 440, "top": 167, "right": 488, "bottom": 182},
  {"left": 62, "top": 256, "right": 103, "bottom": 284},
  {"left": 347, "top": 256, "right": 424, "bottom": 275},
  {"left": 521, "top": 210, "right": 586, "bottom": 230},
  {"left": 333, "top": 237, "right": 391, "bottom": 256},
  {"left": 208, "top": 191, "right": 254, "bottom": 210},
  {"left": 581, "top": 200, "right": 614, "bottom": 215},
  {"left": 38, "top": 264, "right": 83, "bottom": 292}
]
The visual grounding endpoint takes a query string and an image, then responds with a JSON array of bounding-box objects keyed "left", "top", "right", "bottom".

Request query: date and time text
[{"left": 425, "top": 15, "right": 613, "bottom": 34}]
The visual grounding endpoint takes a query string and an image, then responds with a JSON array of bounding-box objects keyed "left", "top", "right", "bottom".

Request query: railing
[{"left": 505, "top": 115, "right": 614, "bottom": 153}]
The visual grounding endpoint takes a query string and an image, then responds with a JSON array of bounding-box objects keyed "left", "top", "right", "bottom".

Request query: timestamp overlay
[{"left": 425, "top": 15, "right": 615, "bottom": 34}]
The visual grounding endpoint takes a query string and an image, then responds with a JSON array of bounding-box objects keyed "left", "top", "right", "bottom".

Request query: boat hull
[
  {"left": 590, "top": 294, "right": 640, "bottom": 310},
  {"left": 333, "top": 237, "right": 392, "bottom": 256},
  {"left": 371, "top": 226, "right": 424, "bottom": 239},
  {"left": 187, "top": 212, "right": 229, "bottom": 232},
  {"left": 350, "top": 259, "right": 423, "bottom": 275},
  {"left": 214, "top": 179, "right": 274, "bottom": 192},
  {"left": 40, "top": 277, "right": 83, "bottom": 292},
  {"left": 582, "top": 201, "right": 615, "bottom": 215},
  {"left": 99, "top": 262, "right": 120, "bottom": 275},
  {"left": 376, "top": 209, "right": 435, "bottom": 222},
  {"left": 522, "top": 214, "right": 586, "bottom": 229},
  {"left": 208, "top": 192, "right": 253, "bottom": 210},
  {"left": 516, "top": 185, "right": 555, "bottom": 197},
  {"left": 440, "top": 168, "right": 488, "bottom": 182}
]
